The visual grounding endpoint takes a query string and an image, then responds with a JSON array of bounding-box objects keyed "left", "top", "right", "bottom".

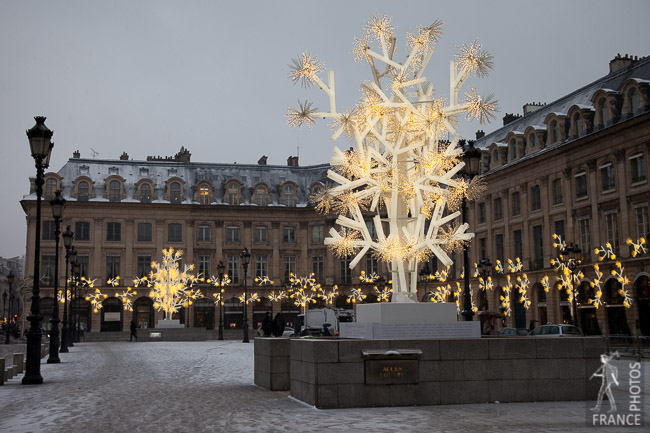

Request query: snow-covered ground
[{"left": 0, "top": 341, "right": 646, "bottom": 433}]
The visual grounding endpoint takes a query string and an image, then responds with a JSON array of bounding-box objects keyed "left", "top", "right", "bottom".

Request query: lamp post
[
  {"left": 60, "top": 227, "right": 73, "bottom": 353},
  {"left": 47, "top": 190, "right": 65, "bottom": 363},
  {"left": 460, "top": 140, "right": 481, "bottom": 322},
  {"left": 7, "top": 271, "right": 14, "bottom": 343},
  {"left": 72, "top": 261, "right": 80, "bottom": 343},
  {"left": 478, "top": 258, "right": 492, "bottom": 311},
  {"left": 68, "top": 248, "right": 77, "bottom": 347},
  {"left": 24, "top": 116, "right": 54, "bottom": 385},
  {"left": 240, "top": 248, "right": 251, "bottom": 343},
  {"left": 2, "top": 291, "right": 7, "bottom": 344},
  {"left": 559, "top": 243, "right": 582, "bottom": 327},
  {"left": 217, "top": 261, "right": 225, "bottom": 341}
]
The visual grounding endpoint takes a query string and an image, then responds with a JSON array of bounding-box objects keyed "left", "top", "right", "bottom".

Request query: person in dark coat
[
  {"left": 261, "top": 312, "right": 273, "bottom": 337},
  {"left": 130, "top": 321, "right": 137, "bottom": 341},
  {"left": 271, "top": 313, "right": 285, "bottom": 337}
]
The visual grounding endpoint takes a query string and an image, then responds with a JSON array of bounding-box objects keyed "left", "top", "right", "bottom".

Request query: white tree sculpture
[
  {"left": 132, "top": 248, "right": 200, "bottom": 319},
  {"left": 287, "top": 15, "right": 495, "bottom": 301}
]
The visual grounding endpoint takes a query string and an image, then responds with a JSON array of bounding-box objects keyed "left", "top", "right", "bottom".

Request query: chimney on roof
[
  {"left": 475, "top": 130, "right": 485, "bottom": 140},
  {"left": 258, "top": 155, "right": 268, "bottom": 165},
  {"left": 523, "top": 102, "right": 546, "bottom": 115},
  {"left": 73, "top": 150, "right": 80, "bottom": 159},
  {"left": 502, "top": 113, "right": 522, "bottom": 126},
  {"left": 119, "top": 152, "right": 129, "bottom": 161},
  {"left": 609, "top": 53, "right": 636, "bottom": 73},
  {"left": 287, "top": 156, "right": 299, "bottom": 167},
  {"left": 174, "top": 146, "right": 191, "bottom": 162}
]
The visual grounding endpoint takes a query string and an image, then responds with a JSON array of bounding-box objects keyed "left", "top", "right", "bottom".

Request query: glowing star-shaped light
[
  {"left": 116, "top": 287, "right": 138, "bottom": 311},
  {"left": 86, "top": 288, "right": 108, "bottom": 313},
  {"left": 347, "top": 287, "right": 367, "bottom": 304},
  {"left": 288, "top": 15, "right": 496, "bottom": 301}
]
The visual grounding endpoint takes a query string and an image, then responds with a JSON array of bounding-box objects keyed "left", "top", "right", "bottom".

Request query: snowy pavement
[{"left": 0, "top": 341, "right": 647, "bottom": 433}]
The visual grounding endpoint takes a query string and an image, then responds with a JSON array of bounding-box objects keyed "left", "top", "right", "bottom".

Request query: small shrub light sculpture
[
  {"left": 132, "top": 248, "right": 199, "bottom": 320},
  {"left": 288, "top": 14, "right": 495, "bottom": 301}
]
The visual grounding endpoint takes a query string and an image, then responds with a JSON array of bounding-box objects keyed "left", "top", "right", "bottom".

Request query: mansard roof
[
  {"left": 476, "top": 55, "right": 650, "bottom": 149},
  {"left": 28, "top": 157, "right": 330, "bottom": 206}
]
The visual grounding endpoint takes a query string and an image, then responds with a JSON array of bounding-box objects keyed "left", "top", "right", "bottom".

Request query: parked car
[
  {"left": 529, "top": 324, "right": 582, "bottom": 337},
  {"left": 498, "top": 327, "right": 529, "bottom": 336}
]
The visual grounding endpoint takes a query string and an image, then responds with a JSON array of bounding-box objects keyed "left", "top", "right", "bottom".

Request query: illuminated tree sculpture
[
  {"left": 288, "top": 14, "right": 495, "bottom": 301},
  {"left": 132, "top": 248, "right": 199, "bottom": 320}
]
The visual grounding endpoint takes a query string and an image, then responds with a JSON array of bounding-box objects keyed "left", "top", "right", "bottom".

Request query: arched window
[
  {"left": 599, "top": 99, "right": 609, "bottom": 127},
  {"left": 109, "top": 180, "right": 121, "bottom": 202},
  {"left": 550, "top": 120, "right": 558, "bottom": 143},
  {"left": 140, "top": 183, "right": 152, "bottom": 204},
  {"left": 529, "top": 133, "right": 536, "bottom": 149},
  {"left": 44, "top": 178, "right": 57, "bottom": 200},
  {"left": 226, "top": 182, "right": 241, "bottom": 205},
  {"left": 170, "top": 182, "right": 181, "bottom": 203},
  {"left": 77, "top": 181, "right": 89, "bottom": 202},
  {"left": 574, "top": 114, "right": 583, "bottom": 137},
  {"left": 510, "top": 139, "right": 517, "bottom": 160},
  {"left": 254, "top": 185, "right": 269, "bottom": 206},
  {"left": 198, "top": 185, "right": 211, "bottom": 205},
  {"left": 630, "top": 87, "right": 639, "bottom": 115},
  {"left": 493, "top": 150, "right": 499, "bottom": 163},
  {"left": 283, "top": 184, "right": 295, "bottom": 206}
]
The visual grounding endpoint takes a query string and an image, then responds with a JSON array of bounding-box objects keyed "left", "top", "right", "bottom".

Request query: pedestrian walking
[{"left": 130, "top": 321, "right": 137, "bottom": 341}]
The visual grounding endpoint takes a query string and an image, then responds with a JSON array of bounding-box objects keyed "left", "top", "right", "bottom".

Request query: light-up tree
[
  {"left": 288, "top": 14, "right": 495, "bottom": 301},
  {"left": 132, "top": 248, "right": 199, "bottom": 320}
]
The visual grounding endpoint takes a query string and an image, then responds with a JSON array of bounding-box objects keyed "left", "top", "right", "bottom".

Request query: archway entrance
[
  {"left": 193, "top": 298, "right": 215, "bottom": 329},
  {"left": 224, "top": 296, "right": 243, "bottom": 329},
  {"left": 101, "top": 297, "right": 123, "bottom": 332},
  {"left": 636, "top": 276, "right": 650, "bottom": 336},
  {"left": 605, "top": 278, "right": 631, "bottom": 335},
  {"left": 578, "top": 281, "right": 601, "bottom": 335},
  {"left": 72, "top": 299, "right": 91, "bottom": 333},
  {"left": 133, "top": 297, "right": 154, "bottom": 329},
  {"left": 280, "top": 298, "right": 300, "bottom": 328}
]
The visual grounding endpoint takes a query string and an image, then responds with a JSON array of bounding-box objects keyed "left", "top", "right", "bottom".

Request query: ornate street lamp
[
  {"left": 217, "top": 261, "right": 226, "bottom": 341},
  {"left": 24, "top": 116, "right": 54, "bottom": 385},
  {"left": 240, "top": 248, "right": 251, "bottom": 343},
  {"left": 60, "top": 226, "right": 73, "bottom": 352},
  {"left": 7, "top": 271, "right": 14, "bottom": 344},
  {"left": 47, "top": 190, "right": 65, "bottom": 363},
  {"left": 72, "top": 260, "right": 81, "bottom": 343},
  {"left": 2, "top": 291, "right": 7, "bottom": 344},
  {"left": 460, "top": 140, "right": 481, "bottom": 322},
  {"left": 67, "top": 247, "right": 77, "bottom": 347},
  {"left": 559, "top": 243, "right": 582, "bottom": 327}
]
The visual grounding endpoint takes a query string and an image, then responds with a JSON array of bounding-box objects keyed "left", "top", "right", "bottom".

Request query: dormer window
[
  {"left": 253, "top": 184, "right": 270, "bottom": 206},
  {"left": 170, "top": 181, "right": 181, "bottom": 204},
  {"left": 77, "top": 181, "right": 89, "bottom": 202},
  {"left": 140, "top": 183, "right": 152, "bottom": 203},
  {"left": 225, "top": 182, "right": 242, "bottom": 205},
  {"left": 599, "top": 99, "right": 609, "bottom": 128},
  {"left": 44, "top": 178, "right": 57, "bottom": 200},
  {"left": 573, "top": 113, "right": 583, "bottom": 137},
  {"left": 283, "top": 184, "right": 296, "bottom": 207},
  {"left": 630, "top": 87, "right": 639, "bottom": 115},
  {"left": 550, "top": 120, "right": 558, "bottom": 143},
  {"left": 109, "top": 180, "right": 121, "bottom": 202},
  {"left": 509, "top": 139, "right": 516, "bottom": 160}
]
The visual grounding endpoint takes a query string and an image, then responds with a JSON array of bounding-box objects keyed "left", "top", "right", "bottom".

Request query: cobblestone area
[{"left": 0, "top": 341, "right": 647, "bottom": 432}]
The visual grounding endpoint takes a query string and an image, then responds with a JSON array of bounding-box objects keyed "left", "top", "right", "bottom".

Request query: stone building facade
[
  {"left": 21, "top": 151, "right": 391, "bottom": 335},
  {"left": 455, "top": 54, "right": 650, "bottom": 336}
]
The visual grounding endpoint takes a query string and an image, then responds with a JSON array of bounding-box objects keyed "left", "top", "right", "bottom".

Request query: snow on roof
[{"left": 476, "top": 56, "right": 650, "bottom": 149}]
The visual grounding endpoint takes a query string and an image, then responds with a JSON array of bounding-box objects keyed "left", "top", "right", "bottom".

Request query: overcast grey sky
[{"left": 1, "top": 0, "right": 649, "bottom": 259}]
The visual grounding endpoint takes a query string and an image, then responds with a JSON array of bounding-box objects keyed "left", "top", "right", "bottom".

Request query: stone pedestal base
[
  {"left": 156, "top": 319, "right": 184, "bottom": 329},
  {"left": 340, "top": 303, "right": 479, "bottom": 339}
]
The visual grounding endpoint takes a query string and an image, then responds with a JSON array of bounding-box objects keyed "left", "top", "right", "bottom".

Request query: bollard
[{"left": 14, "top": 353, "right": 24, "bottom": 374}]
